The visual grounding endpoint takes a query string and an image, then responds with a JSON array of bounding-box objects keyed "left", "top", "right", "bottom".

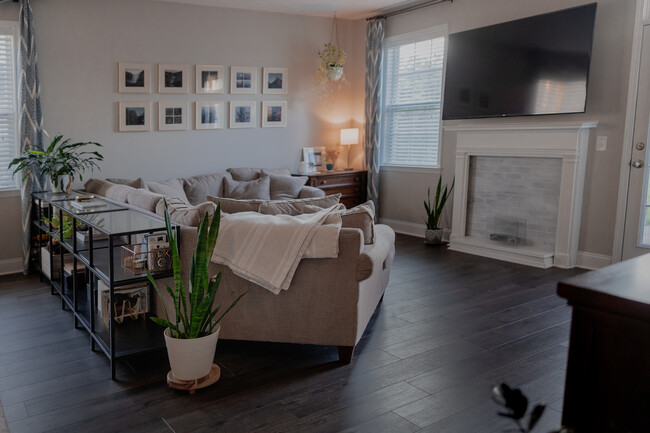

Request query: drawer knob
[
  {"left": 354, "top": 188, "right": 359, "bottom": 192},
  {"left": 321, "top": 180, "right": 327, "bottom": 185},
  {"left": 354, "top": 177, "right": 359, "bottom": 182}
]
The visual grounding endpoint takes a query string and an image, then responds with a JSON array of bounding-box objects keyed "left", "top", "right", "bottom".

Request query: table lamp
[{"left": 340, "top": 128, "right": 359, "bottom": 171}]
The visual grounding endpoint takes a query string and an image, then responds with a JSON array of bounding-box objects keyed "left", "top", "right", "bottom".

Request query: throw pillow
[
  {"left": 268, "top": 174, "right": 307, "bottom": 200},
  {"left": 226, "top": 167, "right": 261, "bottom": 181},
  {"left": 341, "top": 200, "right": 375, "bottom": 245},
  {"left": 106, "top": 177, "right": 144, "bottom": 189},
  {"left": 84, "top": 178, "right": 115, "bottom": 196},
  {"left": 105, "top": 184, "right": 137, "bottom": 203},
  {"left": 126, "top": 189, "right": 165, "bottom": 213},
  {"left": 258, "top": 193, "right": 342, "bottom": 216},
  {"left": 146, "top": 178, "right": 189, "bottom": 203},
  {"left": 206, "top": 196, "right": 265, "bottom": 213},
  {"left": 261, "top": 168, "right": 292, "bottom": 177},
  {"left": 182, "top": 173, "right": 227, "bottom": 205},
  {"left": 155, "top": 197, "right": 217, "bottom": 227},
  {"left": 223, "top": 175, "right": 271, "bottom": 200}
]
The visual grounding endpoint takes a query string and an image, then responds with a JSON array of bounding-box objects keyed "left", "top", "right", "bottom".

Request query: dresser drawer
[
  {"left": 310, "top": 172, "right": 364, "bottom": 188},
  {"left": 298, "top": 170, "right": 368, "bottom": 206}
]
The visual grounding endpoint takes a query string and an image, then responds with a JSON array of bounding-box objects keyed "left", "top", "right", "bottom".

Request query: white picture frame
[
  {"left": 195, "top": 101, "right": 224, "bottom": 130},
  {"left": 263, "top": 67, "right": 288, "bottom": 94},
  {"left": 118, "top": 62, "right": 150, "bottom": 93},
  {"left": 303, "top": 147, "right": 316, "bottom": 169},
  {"left": 119, "top": 101, "right": 150, "bottom": 132},
  {"left": 313, "top": 146, "right": 326, "bottom": 169},
  {"left": 158, "top": 63, "right": 189, "bottom": 93},
  {"left": 229, "top": 101, "right": 256, "bottom": 128},
  {"left": 261, "top": 101, "right": 287, "bottom": 128},
  {"left": 195, "top": 65, "right": 225, "bottom": 94},
  {"left": 158, "top": 102, "right": 188, "bottom": 131},
  {"left": 230, "top": 66, "right": 257, "bottom": 94}
]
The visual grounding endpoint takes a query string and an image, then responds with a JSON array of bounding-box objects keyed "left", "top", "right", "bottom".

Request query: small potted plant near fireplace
[
  {"left": 424, "top": 176, "right": 455, "bottom": 245},
  {"left": 148, "top": 202, "right": 247, "bottom": 382}
]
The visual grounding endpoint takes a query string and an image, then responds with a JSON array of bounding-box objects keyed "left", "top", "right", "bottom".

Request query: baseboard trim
[
  {"left": 576, "top": 251, "right": 612, "bottom": 270},
  {"left": 378, "top": 218, "right": 424, "bottom": 238},
  {"left": 0, "top": 258, "right": 23, "bottom": 276}
]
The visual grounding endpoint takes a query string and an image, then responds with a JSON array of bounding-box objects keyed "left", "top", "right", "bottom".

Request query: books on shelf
[
  {"left": 76, "top": 230, "right": 108, "bottom": 243},
  {"left": 70, "top": 198, "right": 106, "bottom": 210}
]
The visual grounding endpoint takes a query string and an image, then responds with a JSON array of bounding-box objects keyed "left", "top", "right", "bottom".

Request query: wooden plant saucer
[{"left": 166, "top": 363, "right": 221, "bottom": 394}]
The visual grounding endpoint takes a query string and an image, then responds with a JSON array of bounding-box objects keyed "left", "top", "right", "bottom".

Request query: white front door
[{"left": 623, "top": 26, "right": 650, "bottom": 259}]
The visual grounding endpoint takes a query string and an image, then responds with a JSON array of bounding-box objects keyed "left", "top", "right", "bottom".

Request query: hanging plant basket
[
  {"left": 315, "top": 15, "right": 348, "bottom": 97},
  {"left": 325, "top": 66, "right": 344, "bottom": 81}
]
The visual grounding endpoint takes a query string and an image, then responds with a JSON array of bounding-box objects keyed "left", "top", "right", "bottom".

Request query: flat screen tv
[{"left": 442, "top": 3, "right": 597, "bottom": 120}]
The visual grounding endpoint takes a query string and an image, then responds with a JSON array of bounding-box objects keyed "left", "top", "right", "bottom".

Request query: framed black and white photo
[
  {"left": 158, "top": 64, "right": 189, "bottom": 93},
  {"left": 118, "top": 62, "right": 150, "bottom": 93},
  {"left": 119, "top": 102, "right": 150, "bottom": 132},
  {"left": 263, "top": 67, "right": 288, "bottom": 94},
  {"left": 158, "top": 102, "right": 187, "bottom": 131},
  {"left": 229, "top": 101, "right": 256, "bottom": 128},
  {"left": 195, "top": 65, "right": 225, "bottom": 94},
  {"left": 230, "top": 67, "right": 257, "bottom": 94},
  {"left": 196, "top": 101, "right": 224, "bottom": 130},
  {"left": 261, "top": 101, "right": 287, "bottom": 127}
]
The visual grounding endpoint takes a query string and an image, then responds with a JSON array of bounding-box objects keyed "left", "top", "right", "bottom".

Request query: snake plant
[
  {"left": 148, "top": 202, "right": 246, "bottom": 339},
  {"left": 424, "top": 176, "right": 455, "bottom": 230}
]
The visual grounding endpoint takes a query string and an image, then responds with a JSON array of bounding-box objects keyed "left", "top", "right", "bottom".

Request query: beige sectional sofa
[{"left": 85, "top": 168, "right": 395, "bottom": 362}]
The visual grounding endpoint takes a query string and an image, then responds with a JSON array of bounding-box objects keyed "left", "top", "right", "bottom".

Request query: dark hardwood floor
[{"left": 0, "top": 234, "right": 584, "bottom": 433}]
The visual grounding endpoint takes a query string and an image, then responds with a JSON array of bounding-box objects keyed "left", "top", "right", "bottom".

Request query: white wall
[
  {"left": 0, "top": 0, "right": 365, "bottom": 272},
  {"left": 379, "top": 0, "right": 636, "bottom": 258}
]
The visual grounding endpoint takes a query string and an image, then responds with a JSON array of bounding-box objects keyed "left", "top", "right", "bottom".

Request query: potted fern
[
  {"left": 148, "top": 202, "right": 246, "bottom": 381},
  {"left": 424, "top": 177, "right": 455, "bottom": 245},
  {"left": 8, "top": 134, "right": 103, "bottom": 195}
]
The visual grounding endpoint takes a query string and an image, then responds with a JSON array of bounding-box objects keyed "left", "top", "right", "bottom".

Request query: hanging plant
[{"left": 315, "top": 14, "right": 349, "bottom": 99}]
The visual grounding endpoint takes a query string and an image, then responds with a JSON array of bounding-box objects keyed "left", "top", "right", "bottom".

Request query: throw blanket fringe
[{"left": 211, "top": 204, "right": 344, "bottom": 294}]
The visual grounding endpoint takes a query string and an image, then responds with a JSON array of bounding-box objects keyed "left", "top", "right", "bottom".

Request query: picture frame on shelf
[
  {"left": 118, "top": 62, "right": 150, "bottom": 93},
  {"left": 119, "top": 101, "right": 150, "bottom": 132},
  {"left": 230, "top": 66, "right": 257, "bottom": 94},
  {"left": 195, "top": 65, "right": 225, "bottom": 94},
  {"left": 196, "top": 101, "right": 224, "bottom": 130},
  {"left": 158, "top": 102, "right": 188, "bottom": 131},
  {"left": 158, "top": 63, "right": 189, "bottom": 93},
  {"left": 262, "top": 67, "right": 288, "bottom": 94},
  {"left": 229, "top": 101, "right": 256, "bottom": 128},
  {"left": 302, "top": 147, "right": 316, "bottom": 169},
  {"left": 261, "top": 101, "right": 287, "bottom": 128},
  {"left": 313, "top": 146, "right": 326, "bottom": 169}
]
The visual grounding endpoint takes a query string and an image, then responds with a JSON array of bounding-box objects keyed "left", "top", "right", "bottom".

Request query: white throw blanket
[{"left": 211, "top": 204, "right": 344, "bottom": 294}]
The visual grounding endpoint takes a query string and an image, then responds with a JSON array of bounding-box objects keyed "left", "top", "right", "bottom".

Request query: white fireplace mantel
[{"left": 446, "top": 121, "right": 598, "bottom": 268}]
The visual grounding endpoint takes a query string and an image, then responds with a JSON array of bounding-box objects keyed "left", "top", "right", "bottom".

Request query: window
[
  {"left": 381, "top": 26, "right": 447, "bottom": 168},
  {"left": 0, "top": 21, "right": 18, "bottom": 191}
]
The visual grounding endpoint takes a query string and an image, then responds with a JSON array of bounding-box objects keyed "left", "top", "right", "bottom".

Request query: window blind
[
  {"left": 382, "top": 30, "right": 445, "bottom": 168},
  {"left": 0, "top": 28, "right": 17, "bottom": 190}
]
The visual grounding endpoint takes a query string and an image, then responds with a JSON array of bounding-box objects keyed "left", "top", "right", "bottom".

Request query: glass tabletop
[
  {"left": 32, "top": 190, "right": 85, "bottom": 202},
  {"left": 73, "top": 208, "right": 170, "bottom": 236},
  {"left": 51, "top": 198, "right": 126, "bottom": 215}
]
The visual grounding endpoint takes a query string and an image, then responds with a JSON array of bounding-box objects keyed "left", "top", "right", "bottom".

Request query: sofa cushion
[
  {"left": 106, "top": 177, "right": 144, "bottom": 189},
  {"left": 261, "top": 168, "right": 292, "bottom": 177},
  {"left": 206, "top": 196, "right": 264, "bottom": 213},
  {"left": 155, "top": 197, "right": 217, "bottom": 227},
  {"left": 341, "top": 200, "right": 375, "bottom": 245},
  {"left": 105, "top": 184, "right": 137, "bottom": 203},
  {"left": 226, "top": 167, "right": 261, "bottom": 181},
  {"left": 146, "top": 178, "right": 189, "bottom": 203},
  {"left": 126, "top": 189, "right": 165, "bottom": 212},
  {"left": 84, "top": 178, "right": 115, "bottom": 196},
  {"left": 268, "top": 174, "right": 307, "bottom": 200},
  {"left": 258, "top": 194, "right": 342, "bottom": 216},
  {"left": 223, "top": 175, "right": 271, "bottom": 200},
  {"left": 182, "top": 173, "right": 227, "bottom": 205}
]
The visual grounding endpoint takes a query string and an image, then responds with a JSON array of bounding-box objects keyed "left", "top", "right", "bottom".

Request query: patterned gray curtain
[
  {"left": 19, "top": 0, "right": 45, "bottom": 273},
  {"left": 364, "top": 19, "right": 384, "bottom": 217}
]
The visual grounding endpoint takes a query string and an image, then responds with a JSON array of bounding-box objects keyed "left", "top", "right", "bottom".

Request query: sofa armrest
[
  {"left": 356, "top": 224, "right": 396, "bottom": 282},
  {"left": 298, "top": 186, "right": 326, "bottom": 198}
]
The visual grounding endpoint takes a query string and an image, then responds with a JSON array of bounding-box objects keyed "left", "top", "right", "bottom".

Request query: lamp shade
[{"left": 340, "top": 128, "right": 359, "bottom": 145}]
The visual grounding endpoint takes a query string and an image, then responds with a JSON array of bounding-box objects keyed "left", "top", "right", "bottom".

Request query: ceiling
[{"left": 151, "top": 0, "right": 421, "bottom": 20}]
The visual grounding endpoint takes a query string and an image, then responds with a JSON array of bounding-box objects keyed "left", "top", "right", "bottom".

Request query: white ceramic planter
[
  {"left": 326, "top": 66, "right": 343, "bottom": 81},
  {"left": 424, "top": 228, "right": 443, "bottom": 245},
  {"left": 164, "top": 324, "right": 220, "bottom": 381}
]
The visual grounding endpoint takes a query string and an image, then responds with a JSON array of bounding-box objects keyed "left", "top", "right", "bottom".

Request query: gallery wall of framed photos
[{"left": 117, "top": 62, "right": 289, "bottom": 132}]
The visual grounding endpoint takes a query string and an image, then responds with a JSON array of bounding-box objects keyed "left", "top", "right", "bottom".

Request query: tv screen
[{"left": 442, "top": 3, "right": 597, "bottom": 120}]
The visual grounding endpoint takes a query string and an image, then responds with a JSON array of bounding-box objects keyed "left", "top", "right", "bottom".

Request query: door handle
[{"left": 632, "top": 159, "right": 645, "bottom": 168}]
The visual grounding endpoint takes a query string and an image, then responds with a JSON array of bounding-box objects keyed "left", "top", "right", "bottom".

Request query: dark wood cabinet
[
  {"left": 557, "top": 255, "right": 650, "bottom": 432},
  {"left": 299, "top": 170, "right": 367, "bottom": 208}
]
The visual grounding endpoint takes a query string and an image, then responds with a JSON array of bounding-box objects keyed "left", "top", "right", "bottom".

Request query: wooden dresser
[{"left": 299, "top": 170, "right": 367, "bottom": 208}]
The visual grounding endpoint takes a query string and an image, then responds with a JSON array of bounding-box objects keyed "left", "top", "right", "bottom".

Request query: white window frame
[
  {"left": 380, "top": 24, "right": 448, "bottom": 172},
  {"left": 0, "top": 20, "right": 19, "bottom": 196}
]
